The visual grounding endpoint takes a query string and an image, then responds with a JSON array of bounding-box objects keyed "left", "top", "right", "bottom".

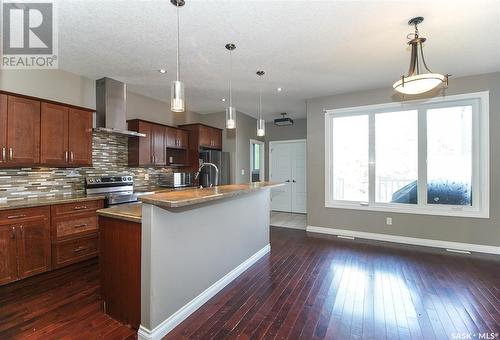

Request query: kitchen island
[{"left": 97, "top": 182, "right": 281, "bottom": 340}]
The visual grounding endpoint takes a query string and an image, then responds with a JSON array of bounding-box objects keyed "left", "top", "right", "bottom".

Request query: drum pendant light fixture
[
  {"left": 393, "top": 17, "right": 449, "bottom": 95},
  {"left": 256, "top": 70, "right": 265, "bottom": 137},
  {"left": 170, "top": 0, "right": 185, "bottom": 112},
  {"left": 225, "top": 43, "right": 236, "bottom": 129}
]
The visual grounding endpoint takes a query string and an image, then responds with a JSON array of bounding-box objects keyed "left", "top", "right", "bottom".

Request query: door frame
[
  {"left": 249, "top": 139, "right": 265, "bottom": 182},
  {"left": 269, "top": 139, "right": 307, "bottom": 213}
]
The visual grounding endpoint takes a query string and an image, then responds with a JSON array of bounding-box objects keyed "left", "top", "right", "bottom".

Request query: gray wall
[
  {"left": 235, "top": 112, "right": 264, "bottom": 184},
  {"left": 264, "top": 118, "right": 307, "bottom": 180},
  {"left": 306, "top": 72, "right": 500, "bottom": 247}
]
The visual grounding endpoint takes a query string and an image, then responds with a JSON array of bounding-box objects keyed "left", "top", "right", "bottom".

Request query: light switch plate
[
  {"left": 386, "top": 217, "right": 392, "bottom": 225},
  {"left": 241, "top": 169, "right": 245, "bottom": 175}
]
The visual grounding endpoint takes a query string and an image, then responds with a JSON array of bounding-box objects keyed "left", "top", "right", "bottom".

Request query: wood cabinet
[
  {"left": 41, "top": 104, "right": 93, "bottom": 167},
  {"left": 0, "top": 207, "right": 51, "bottom": 285},
  {"left": 50, "top": 200, "right": 103, "bottom": 269},
  {"left": 181, "top": 123, "right": 222, "bottom": 150},
  {"left": 0, "top": 96, "right": 41, "bottom": 166},
  {"left": 128, "top": 119, "right": 188, "bottom": 167}
]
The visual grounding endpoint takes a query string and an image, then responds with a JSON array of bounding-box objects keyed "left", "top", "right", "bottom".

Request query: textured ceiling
[{"left": 58, "top": 0, "right": 500, "bottom": 119}]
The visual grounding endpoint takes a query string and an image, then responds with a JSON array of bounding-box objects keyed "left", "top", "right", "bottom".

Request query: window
[{"left": 325, "top": 92, "right": 489, "bottom": 218}]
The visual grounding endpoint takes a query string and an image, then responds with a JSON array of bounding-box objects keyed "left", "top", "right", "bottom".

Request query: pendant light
[
  {"left": 256, "top": 70, "right": 265, "bottom": 137},
  {"left": 225, "top": 43, "right": 236, "bottom": 129},
  {"left": 393, "top": 17, "right": 449, "bottom": 95},
  {"left": 170, "top": 0, "right": 185, "bottom": 112}
]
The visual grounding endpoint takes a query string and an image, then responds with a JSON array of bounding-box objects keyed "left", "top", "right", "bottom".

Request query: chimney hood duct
[{"left": 94, "top": 77, "right": 146, "bottom": 137}]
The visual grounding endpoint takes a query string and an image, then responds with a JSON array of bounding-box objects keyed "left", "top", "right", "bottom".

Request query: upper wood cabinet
[
  {"left": 0, "top": 96, "right": 41, "bottom": 166},
  {"left": 128, "top": 119, "right": 166, "bottom": 166},
  {"left": 166, "top": 127, "right": 188, "bottom": 149},
  {"left": 180, "top": 124, "right": 223, "bottom": 150},
  {"left": 40, "top": 104, "right": 93, "bottom": 167}
]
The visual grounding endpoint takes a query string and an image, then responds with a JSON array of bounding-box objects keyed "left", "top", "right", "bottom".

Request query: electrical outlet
[
  {"left": 144, "top": 174, "right": 149, "bottom": 180},
  {"left": 386, "top": 217, "right": 392, "bottom": 225},
  {"left": 241, "top": 169, "right": 245, "bottom": 175}
]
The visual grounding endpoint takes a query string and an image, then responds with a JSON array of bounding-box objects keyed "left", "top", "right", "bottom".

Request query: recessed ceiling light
[
  {"left": 221, "top": 98, "right": 226, "bottom": 102},
  {"left": 158, "top": 69, "right": 167, "bottom": 74},
  {"left": 276, "top": 87, "right": 283, "bottom": 92}
]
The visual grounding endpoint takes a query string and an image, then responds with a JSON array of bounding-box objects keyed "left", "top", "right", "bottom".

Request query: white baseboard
[
  {"left": 137, "top": 244, "right": 271, "bottom": 340},
  {"left": 306, "top": 225, "right": 500, "bottom": 255},
  {"left": 270, "top": 223, "right": 306, "bottom": 230}
]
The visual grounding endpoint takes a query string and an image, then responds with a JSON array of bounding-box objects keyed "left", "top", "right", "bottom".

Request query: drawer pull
[
  {"left": 74, "top": 223, "right": 88, "bottom": 228},
  {"left": 7, "top": 214, "right": 26, "bottom": 219},
  {"left": 73, "top": 205, "right": 87, "bottom": 210},
  {"left": 74, "top": 246, "right": 87, "bottom": 253}
]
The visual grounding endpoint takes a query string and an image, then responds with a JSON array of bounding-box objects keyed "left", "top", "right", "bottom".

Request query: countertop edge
[
  {"left": 0, "top": 195, "right": 106, "bottom": 211},
  {"left": 97, "top": 209, "right": 142, "bottom": 223}
]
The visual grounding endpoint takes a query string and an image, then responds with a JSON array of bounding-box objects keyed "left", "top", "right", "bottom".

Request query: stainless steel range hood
[{"left": 94, "top": 77, "right": 146, "bottom": 137}]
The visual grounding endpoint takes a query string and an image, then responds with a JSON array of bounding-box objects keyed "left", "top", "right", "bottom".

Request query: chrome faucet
[{"left": 194, "top": 162, "right": 219, "bottom": 187}]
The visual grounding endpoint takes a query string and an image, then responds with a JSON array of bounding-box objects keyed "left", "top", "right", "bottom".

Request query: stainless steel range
[{"left": 85, "top": 175, "right": 144, "bottom": 206}]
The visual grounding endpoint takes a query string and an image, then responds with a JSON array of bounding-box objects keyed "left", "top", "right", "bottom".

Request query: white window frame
[{"left": 324, "top": 91, "right": 490, "bottom": 218}]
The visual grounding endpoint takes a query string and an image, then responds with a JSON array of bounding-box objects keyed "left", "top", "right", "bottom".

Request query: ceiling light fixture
[
  {"left": 170, "top": 0, "right": 185, "bottom": 112},
  {"left": 256, "top": 70, "right": 266, "bottom": 137},
  {"left": 159, "top": 69, "right": 167, "bottom": 74},
  {"left": 225, "top": 43, "right": 236, "bottom": 129},
  {"left": 393, "top": 17, "right": 448, "bottom": 95}
]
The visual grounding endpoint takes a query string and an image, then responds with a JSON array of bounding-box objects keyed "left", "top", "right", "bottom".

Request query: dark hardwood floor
[
  {"left": 1, "top": 227, "right": 499, "bottom": 339},
  {"left": 167, "top": 227, "right": 500, "bottom": 340},
  {"left": 0, "top": 258, "right": 136, "bottom": 340}
]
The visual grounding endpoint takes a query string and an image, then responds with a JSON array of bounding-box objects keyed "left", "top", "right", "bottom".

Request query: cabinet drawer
[
  {"left": 0, "top": 206, "right": 50, "bottom": 224},
  {"left": 53, "top": 213, "right": 98, "bottom": 240},
  {"left": 52, "top": 235, "right": 98, "bottom": 268},
  {"left": 51, "top": 200, "right": 102, "bottom": 216}
]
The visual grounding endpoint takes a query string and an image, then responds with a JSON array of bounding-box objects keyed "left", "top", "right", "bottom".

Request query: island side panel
[{"left": 140, "top": 188, "right": 271, "bottom": 331}]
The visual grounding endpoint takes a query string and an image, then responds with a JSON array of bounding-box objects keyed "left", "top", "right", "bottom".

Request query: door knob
[
  {"left": 285, "top": 180, "right": 290, "bottom": 182},
  {"left": 292, "top": 180, "right": 296, "bottom": 183}
]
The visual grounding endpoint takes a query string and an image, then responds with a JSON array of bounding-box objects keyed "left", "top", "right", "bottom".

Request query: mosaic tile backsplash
[{"left": 0, "top": 131, "right": 174, "bottom": 201}]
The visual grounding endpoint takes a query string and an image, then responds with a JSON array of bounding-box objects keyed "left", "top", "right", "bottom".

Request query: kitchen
[{"left": 1, "top": 1, "right": 499, "bottom": 340}]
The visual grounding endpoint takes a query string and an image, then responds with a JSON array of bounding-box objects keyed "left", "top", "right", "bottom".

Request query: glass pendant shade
[
  {"left": 171, "top": 80, "right": 185, "bottom": 112},
  {"left": 226, "top": 106, "right": 236, "bottom": 129},
  {"left": 393, "top": 73, "right": 446, "bottom": 95},
  {"left": 393, "top": 17, "right": 447, "bottom": 95},
  {"left": 256, "top": 118, "right": 265, "bottom": 137}
]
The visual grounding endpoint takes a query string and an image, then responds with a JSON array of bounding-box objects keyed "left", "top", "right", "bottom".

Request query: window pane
[
  {"left": 332, "top": 115, "right": 368, "bottom": 201},
  {"left": 375, "top": 110, "right": 418, "bottom": 204},
  {"left": 427, "top": 106, "right": 472, "bottom": 205}
]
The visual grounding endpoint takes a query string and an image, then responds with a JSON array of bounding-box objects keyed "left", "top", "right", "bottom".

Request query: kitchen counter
[
  {"left": 0, "top": 194, "right": 105, "bottom": 211},
  {"left": 139, "top": 182, "right": 283, "bottom": 208},
  {"left": 97, "top": 202, "right": 142, "bottom": 223}
]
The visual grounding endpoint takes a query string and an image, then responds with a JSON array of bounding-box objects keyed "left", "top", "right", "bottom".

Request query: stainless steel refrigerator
[{"left": 199, "top": 150, "right": 230, "bottom": 187}]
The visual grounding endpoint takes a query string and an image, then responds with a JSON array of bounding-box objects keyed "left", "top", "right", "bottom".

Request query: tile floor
[{"left": 270, "top": 211, "right": 307, "bottom": 229}]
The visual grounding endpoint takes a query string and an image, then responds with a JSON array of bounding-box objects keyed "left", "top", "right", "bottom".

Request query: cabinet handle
[
  {"left": 9, "top": 147, "right": 13, "bottom": 160},
  {"left": 65, "top": 151, "right": 69, "bottom": 162},
  {"left": 70, "top": 151, "right": 74, "bottom": 162},
  {"left": 74, "top": 246, "right": 87, "bottom": 253},
  {"left": 7, "top": 214, "right": 26, "bottom": 219},
  {"left": 19, "top": 225, "right": 23, "bottom": 237},
  {"left": 1, "top": 147, "right": 5, "bottom": 162},
  {"left": 11, "top": 226, "right": 15, "bottom": 239},
  {"left": 74, "top": 223, "right": 88, "bottom": 228},
  {"left": 73, "top": 205, "right": 87, "bottom": 210}
]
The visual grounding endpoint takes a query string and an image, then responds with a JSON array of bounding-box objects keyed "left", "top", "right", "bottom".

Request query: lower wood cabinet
[
  {"left": 0, "top": 199, "right": 104, "bottom": 286},
  {"left": 0, "top": 206, "right": 51, "bottom": 285}
]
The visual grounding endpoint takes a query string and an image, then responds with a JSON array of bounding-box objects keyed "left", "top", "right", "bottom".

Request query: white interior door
[
  {"left": 270, "top": 142, "right": 292, "bottom": 212},
  {"left": 270, "top": 140, "right": 307, "bottom": 213},
  {"left": 291, "top": 141, "right": 307, "bottom": 213}
]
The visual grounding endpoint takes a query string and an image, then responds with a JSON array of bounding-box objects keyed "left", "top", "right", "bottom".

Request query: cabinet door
[
  {"left": 199, "top": 125, "right": 212, "bottom": 148},
  {"left": 211, "top": 128, "right": 222, "bottom": 150},
  {"left": 0, "top": 225, "right": 17, "bottom": 285},
  {"left": 40, "top": 103, "right": 69, "bottom": 166},
  {"left": 17, "top": 218, "right": 51, "bottom": 279},
  {"left": 151, "top": 124, "right": 166, "bottom": 165},
  {"left": 6, "top": 96, "right": 40, "bottom": 165},
  {"left": 165, "top": 127, "right": 177, "bottom": 148},
  {"left": 68, "top": 108, "right": 93, "bottom": 166},
  {"left": 0, "top": 94, "right": 7, "bottom": 164},
  {"left": 176, "top": 129, "right": 188, "bottom": 149}
]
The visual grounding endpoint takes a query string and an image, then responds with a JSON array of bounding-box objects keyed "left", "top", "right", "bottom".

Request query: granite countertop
[
  {"left": 139, "top": 182, "right": 284, "bottom": 209},
  {"left": 97, "top": 202, "right": 142, "bottom": 223},
  {"left": 0, "top": 194, "right": 106, "bottom": 211}
]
